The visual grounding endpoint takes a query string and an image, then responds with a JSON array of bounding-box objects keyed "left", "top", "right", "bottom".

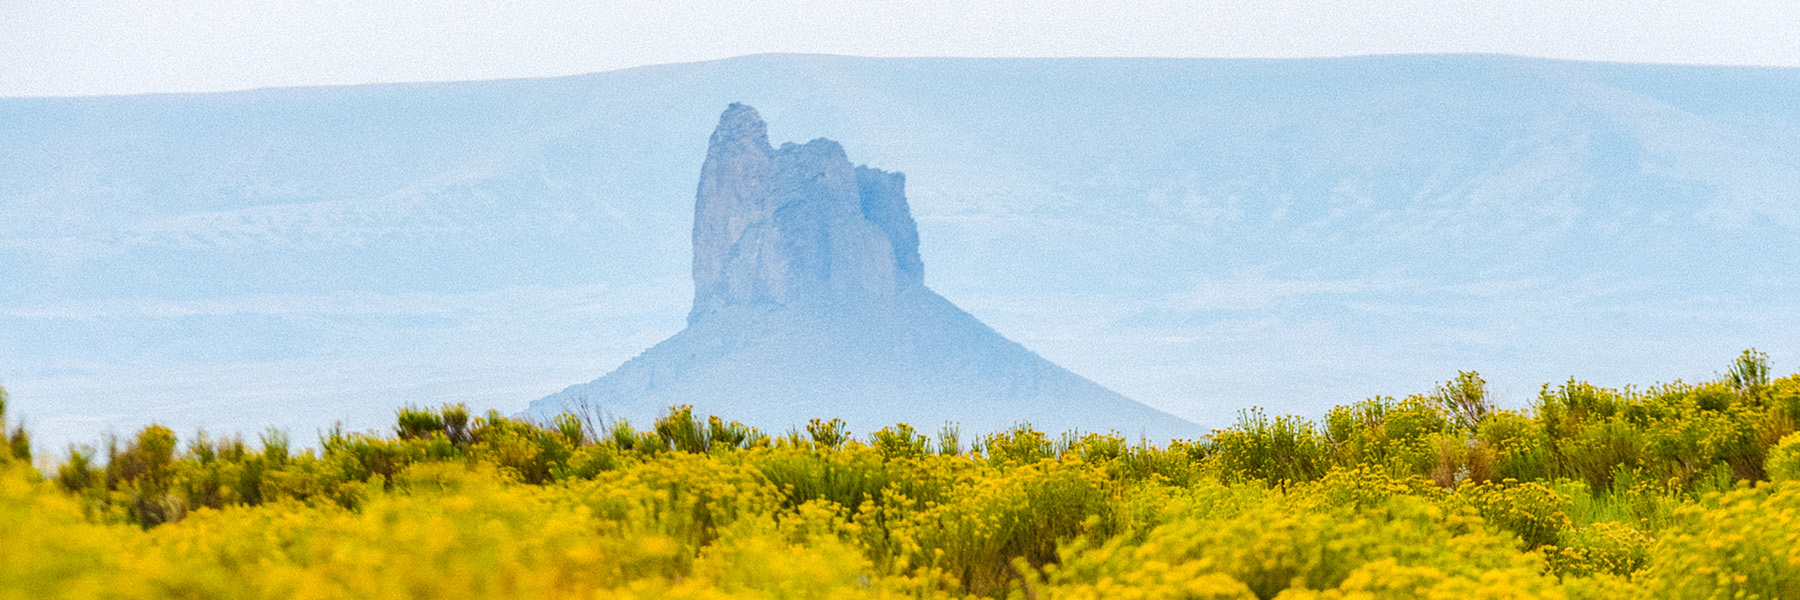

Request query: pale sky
[{"left": 2, "top": 0, "right": 1797, "bottom": 97}]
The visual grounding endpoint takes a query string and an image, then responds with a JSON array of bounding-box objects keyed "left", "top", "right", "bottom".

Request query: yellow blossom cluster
[{"left": 2, "top": 352, "right": 1798, "bottom": 599}]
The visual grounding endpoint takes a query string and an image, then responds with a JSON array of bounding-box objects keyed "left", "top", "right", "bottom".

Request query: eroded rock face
[
  {"left": 689, "top": 103, "right": 921, "bottom": 323},
  {"left": 530, "top": 103, "right": 1203, "bottom": 441}
]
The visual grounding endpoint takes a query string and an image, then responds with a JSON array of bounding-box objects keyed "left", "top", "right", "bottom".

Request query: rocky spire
[
  {"left": 533, "top": 103, "right": 1203, "bottom": 441},
  {"left": 689, "top": 103, "right": 924, "bottom": 323}
]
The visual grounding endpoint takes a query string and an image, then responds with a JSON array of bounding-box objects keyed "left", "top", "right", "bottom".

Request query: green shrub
[
  {"left": 936, "top": 422, "right": 963, "bottom": 456},
  {"left": 56, "top": 445, "right": 98, "bottom": 494},
  {"left": 655, "top": 405, "right": 709, "bottom": 453},
  {"left": 1769, "top": 375, "right": 1800, "bottom": 432},
  {"left": 981, "top": 423, "right": 1054, "bottom": 467},
  {"left": 895, "top": 456, "right": 1111, "bottom": 594},
  {"left": 394, "top": 405, "right": 445, "bottom": 440},
  {"left": 103, "top": 425, "right": 183, "bottom": 525},
  {"left": 4, "top": 427, "right": 25, "bottom": 464},
  {"left": 1324, "top": 395, "right": 1450, "bottom": 478},
  {"left": 869, "top": 423, "right": 928, "bottom": 460},
  {"left": 706, "top": 415, "right": 755, "bottom": 451},
  {"left": 470, "top": 412, "right": 574, "bottom": 484},
  {"left": 1561, "top": 419, "right": 1647, "bottom": 492},
  {"left": 1068, "top": 432, "right": 1126, "bottom": 463},
  {"left": 0, "top": 385, "right": 27, "bottom": 464},
  {"left": 609, "top": 418, "right": 641, "bottom": 450},
  {"left": 1211, "top": 409, "right": 1330, "bottom": 484},
  {"left": 1324, "top": 397, "right": 1388, "bottom": 465},
  {"left": 556, "top": 444, "right": 622, "bottom": 480},
  {"left": 1434, "top": 370, "right": 1494, "bottom": 434},
  {"left": 1479, "top": 410, "right": 1552, "bottom": 482},
  {"left": 1098, "top": 438, "right": 1207, "bottom": 487},
  {"left": 751, "top": 441, "right": 891, "bottom": 514},
  {"left": 1727, "top": 348, "right": 1772, "bottom": 401},
  {"left": 258, "top": 428, "right": 289, "bottom": 464},
  {"left": 441, "top": 403, "right": 472, "bottom": 445},
  {"left": 805, "top": 417, "right": 851, "bottom": 450},
  {"left": 322, "top": 429, "right": 407, "bottom": 490}
]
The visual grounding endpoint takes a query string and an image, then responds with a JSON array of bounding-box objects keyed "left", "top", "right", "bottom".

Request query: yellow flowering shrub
[
  {"left": 886, "top": 455, "right": 1112, "bottom": 594},
  {"left": 9, "top": 357, "right": 1800, "bottom": 599},
  {"left": 1042, "top": 487, "right": 1556, "bottom": 599},
  {"left": 1641, "top": 482, "right": 1800, "bottom": 599},
  {"left": 0, "top": 462, "right": 143, "bottom": 600},
  {"left": 1767, "top": 432, "right": 1800, "bottom": 482},
  {"left": 1455, "top": 480, "right": 1573, "bottom": 548},
  {"left": 1544, "top": 521, "right": 1653, "bottom": 578}
]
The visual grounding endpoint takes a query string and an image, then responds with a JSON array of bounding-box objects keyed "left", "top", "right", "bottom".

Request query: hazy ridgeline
[
  {"left": 8, "top": 54, "right": 1799, "bottom": 451},
  {"left": 5, "top": 350, "right": 1800, "bottom": 598}
]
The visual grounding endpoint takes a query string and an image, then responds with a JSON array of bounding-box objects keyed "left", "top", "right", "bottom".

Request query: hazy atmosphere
[
  {"left": 5, "top": 54, "right": 1797, "bottom": 451},
  {"left": 3, "top": 3, "right": 1798, "bottom": 450},
  {"left": 7, "top": 4, "right": 1800, "bottom": 599},
  {"left": 4, "top": 0, "right": 1797, "bottom": 97}
]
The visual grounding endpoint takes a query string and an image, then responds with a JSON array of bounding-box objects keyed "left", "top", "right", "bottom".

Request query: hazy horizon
[
  {"left": 12, "top": 51, "right": 1800, "bottom": 101},
  {"left": 4, "top": 54, "right": 1796, "bottom": 453},
  {"left": 4, "top": 0, "right": 1795, "bottom": 97}
]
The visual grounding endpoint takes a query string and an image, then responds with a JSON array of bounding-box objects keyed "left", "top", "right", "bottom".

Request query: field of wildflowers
[{"left": 4, "top": 350, "right": 1800, "bottom": 599}]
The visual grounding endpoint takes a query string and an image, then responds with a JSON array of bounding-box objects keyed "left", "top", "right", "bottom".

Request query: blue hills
[{"left": 2, "top": 54, "right": 1796, "bottom": 448}]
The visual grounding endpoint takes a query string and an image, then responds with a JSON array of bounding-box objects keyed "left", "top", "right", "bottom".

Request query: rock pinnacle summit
[
  {"left": 689, "top": 103, "right": 923, "bottom": 324},
  {"left": 529, "top": 104, "right": 1202, "bottom": 441}
]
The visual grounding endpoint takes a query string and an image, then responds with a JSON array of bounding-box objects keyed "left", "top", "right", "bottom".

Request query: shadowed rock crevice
[{"left": 531, "top": 103, "right": 1202, "bottom": 440}]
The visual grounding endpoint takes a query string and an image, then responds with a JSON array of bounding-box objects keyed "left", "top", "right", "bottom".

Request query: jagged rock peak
[
  {"left": 689, "top": 104, "right": 924, "bottom": 324},
  {"left": 531, "top": 102, "right": 1204, "bottom": 441},
  {"left": 712, "top": 102, "right": 769, "bottom": 146}
]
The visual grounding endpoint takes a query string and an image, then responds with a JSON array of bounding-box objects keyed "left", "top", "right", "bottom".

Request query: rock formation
[
  {"left": 688, "top": 103, "right": 922, "bottom": 322},
  {"left": 528, "top": 104, "right": 1202, "bottom": 440}
]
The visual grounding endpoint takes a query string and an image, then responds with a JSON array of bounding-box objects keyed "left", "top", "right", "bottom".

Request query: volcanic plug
[{"left": 528, "top": 103, "right": 1202, "bottom": 440}]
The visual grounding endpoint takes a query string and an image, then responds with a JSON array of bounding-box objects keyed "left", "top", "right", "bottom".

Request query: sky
[{"left": 3, "top": 0, "right": 1797, "bottom": 97}]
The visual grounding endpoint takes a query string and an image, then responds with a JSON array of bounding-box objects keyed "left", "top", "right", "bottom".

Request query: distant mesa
[{"left": 526, "top": 103, "right": 1202, "bottom": 440}]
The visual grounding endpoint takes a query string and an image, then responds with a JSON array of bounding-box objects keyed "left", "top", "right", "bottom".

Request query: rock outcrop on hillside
[
  {"left": 528, "top": 104, "right": 1202, "bottom": 440},
  {"left": 689, "top": 104, "right": 922, "bottom": 322}
]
